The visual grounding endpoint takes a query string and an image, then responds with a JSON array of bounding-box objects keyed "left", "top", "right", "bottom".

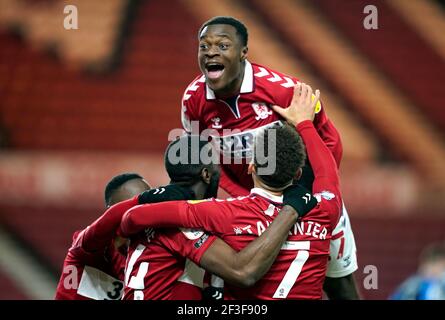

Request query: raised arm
[
  {"left": 313, "top": 106, "right": 343, "bottom": 168},
  {"left": 272, "top": 83, "right": 342, "bottom": 222}
]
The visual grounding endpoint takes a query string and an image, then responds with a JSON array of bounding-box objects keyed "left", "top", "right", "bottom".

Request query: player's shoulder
[
  {"left": 187, "top": 196, "right": 250, "bottom": 209},
  {"left": 182, "top": 74, "right": 206, "bottom": 104},
  {"left": 251, "top": 62, "right": 299, "bottom": 90}
]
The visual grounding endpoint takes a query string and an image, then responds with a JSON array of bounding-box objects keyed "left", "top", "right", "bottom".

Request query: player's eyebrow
[{"left": 199, "top": 33, "right": 233, "bottom": 41}]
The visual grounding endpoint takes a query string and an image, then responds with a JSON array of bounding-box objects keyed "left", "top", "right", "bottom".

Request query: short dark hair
[
  {"left": 164, "top": 135, "right": 217, "bottom": 184},
  {"left": 199, "top": 16, "right": 248, "bottom": 46},
  {"left": 420, "top": 241, "right": 445, "bottom": 264},
  {"left": 104, "top": 173, "right": 143, "bottom": 206},
  {"left": 254, "top": 123, "right": 306, "bottom": 189}
]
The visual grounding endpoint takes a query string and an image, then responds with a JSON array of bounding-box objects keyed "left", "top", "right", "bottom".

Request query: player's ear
[
  {"left": 241, "top": 46, "right": 248, "bottom": 61},
  {"left": 294, "top": 167, "right": 303, "bottom": 181},
  {"left": 201, "top": 167, "right": 211, "bottom": 184}
]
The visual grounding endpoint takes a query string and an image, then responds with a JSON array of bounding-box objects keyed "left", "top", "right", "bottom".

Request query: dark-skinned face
[
  {"left": 108, "top": 178, "right": 151, "bottom": 207},
  {"left": 204, "top": 165, "right": 221, "bottom": 199},
  {"left": 198, "top": 24, "right": 247, "bottom": 97}
]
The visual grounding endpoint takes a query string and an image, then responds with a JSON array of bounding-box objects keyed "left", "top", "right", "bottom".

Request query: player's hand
[
  {"left": 282, "top": 184, "right": 318, "bottom": 217},
  {"left": 138, "top": 184, "right": 195, "bottom": 204},
  {"left": 271, "top": 82, "right": 320, "bottom": 126}
]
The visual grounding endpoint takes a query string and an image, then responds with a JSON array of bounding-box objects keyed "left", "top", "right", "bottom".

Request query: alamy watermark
[
  {"left": 363, "top": 5, "right": 378, "bottom": 30},
  {"left": 63, "top": 5, "right": 78, "bottom": 30},
  {"left": 167, "top": 121, "right": 277, "bottom": 175}
]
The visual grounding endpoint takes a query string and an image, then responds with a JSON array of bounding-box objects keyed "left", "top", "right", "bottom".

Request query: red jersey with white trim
[
  {"left": 122, "top": 227, "right": 216, "bottom": 300},
  {"left": 54, "top": 197, "right": 138, "bottom": 300},
  {"left": 120, "top": 121, "right": 342, "bottom": 299},
  {"left": 181, "top": 61, "right": 342, "bottom": 197},
  {"left": 54, "top": 230, "right": 126, "bottom": 300}
]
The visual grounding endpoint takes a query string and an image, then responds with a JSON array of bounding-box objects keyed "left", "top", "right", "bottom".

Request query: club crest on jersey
[
  {"left": 211, "top": 117, "right": 222, "bottom": 129},
  {"left": 252, "top": 102, "right": 272, "bottom": 120}
]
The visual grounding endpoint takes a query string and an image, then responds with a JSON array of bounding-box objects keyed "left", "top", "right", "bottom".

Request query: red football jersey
[
  {"left": 54, "top": 230, "right": 126, "bottom": 300},
  {"left": 121, "top": 121, "right": 342, "bottom": 299},
  {"left": 181, "top": 61, "right": 342, "bottom": 197},
  {"left": 54, "top": 197, "right": 137, "bottom": 300},
  {"left": 122, "top": 228, "right": 216, "bottom": 300}
]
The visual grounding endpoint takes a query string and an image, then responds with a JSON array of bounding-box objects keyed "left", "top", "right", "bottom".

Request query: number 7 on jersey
[{"left": 273, "top": 241, "right": 310, "bottom": 299}]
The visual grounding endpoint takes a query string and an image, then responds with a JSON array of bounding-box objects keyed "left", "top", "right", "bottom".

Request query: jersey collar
[
  {"left": 205, "top": 60, "right": 254, "bottom": 100},
  {"left": 250, "top": 187, "right": 283, "bottom": 204}
]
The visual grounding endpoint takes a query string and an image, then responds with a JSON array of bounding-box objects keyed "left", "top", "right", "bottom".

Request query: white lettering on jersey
[{"left": 238, "top": 220, "right": 328, "bottom": 240}]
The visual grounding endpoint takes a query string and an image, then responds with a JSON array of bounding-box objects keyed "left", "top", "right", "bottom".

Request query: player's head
[
  {"left": 249, "top": 123, "right": 306, "bottom": 191},
  {"left": 104, "top": 173, "right": 151, "bottom": 207},
  {"left": 198, "top": 16, "right": 248, "bottom": 96},
  {"left": 419, "top": 241, "right": 445, "bottom": 279},
  {"left": 165, "top": 135, "right": 220, "bottom": 199}
]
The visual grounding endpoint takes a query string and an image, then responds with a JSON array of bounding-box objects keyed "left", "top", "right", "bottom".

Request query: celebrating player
[
  {"left": 55, "top": 173, "right": 150, "bottom": 300},
  {"left": 123, "top": 83, "right": 342, "bottom": 299},
  {"left": 119, "top": 134, "right": 316, "bottom": 300},
  {"left": 180, "top": 16, "right": 359, "bottom": 299}
]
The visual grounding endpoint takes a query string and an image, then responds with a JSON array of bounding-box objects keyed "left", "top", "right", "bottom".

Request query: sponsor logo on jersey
[
  {"left": 233, "top": 227, "right": 242, "bottom": 235},
  {"left": 314, "top": 190, "right": 336, "bottom": 201},
  {"left": 194, "top": 233, "right": 210, "bottom": 248},
  {"left": 187, "top": 199, "right": 210, "bottom": 205},
  {"left": 212, "top": 121, "right": 281, "bottom": 159},
  {"left": 181, "top": 228, "right": 205, "bottom": 240},
  {"left": 251, "top": 102, "right": 273, "bottom": 120}
]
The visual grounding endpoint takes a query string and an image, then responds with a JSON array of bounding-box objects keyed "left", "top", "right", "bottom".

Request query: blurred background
[{"left": 0, "top": 0, "right": 444, "bottom": 300}]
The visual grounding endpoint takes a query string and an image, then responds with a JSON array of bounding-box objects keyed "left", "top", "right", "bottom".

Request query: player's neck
[
  {"left": 188, "top": 182, "right": 207, "bottom": 200},
  {"left": 253, "top": 179, "right": 283, "bottom": 197}
]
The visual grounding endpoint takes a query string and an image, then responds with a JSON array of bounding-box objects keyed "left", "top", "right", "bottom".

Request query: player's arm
[
  {"left": 199, "top": 206, "right": 298, "bottom": 287},
  {"left": 272, "top": 83, "right": 342, "bottom": 220},
  {"left": 80, "top": 196, "right": 139, "bottom": 252},
  {"left": 313, "top": 106, "right": 343, "bottom": 168},
  {"left": 199, "top": 186, "right": 317, "bottom": 288},
  {"left": 323, "top": 274, "right": 361, "bottom": 300},
  {"left": 83, "top": 184, "right": 194, "bottom": 252}
]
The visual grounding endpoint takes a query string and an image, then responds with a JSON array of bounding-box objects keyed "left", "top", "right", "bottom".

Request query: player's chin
[{"left": 206, "top": 78, "right": 226, "bottom": 92}]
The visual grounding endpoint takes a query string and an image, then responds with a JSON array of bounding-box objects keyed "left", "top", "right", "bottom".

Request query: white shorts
[{"left": 326, "top": 202, "right": 358, "bottom": 278}]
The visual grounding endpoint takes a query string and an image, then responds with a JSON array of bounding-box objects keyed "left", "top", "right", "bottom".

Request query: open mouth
[{"left": 205, "top": 63, "right": 225, "bottom": 80}]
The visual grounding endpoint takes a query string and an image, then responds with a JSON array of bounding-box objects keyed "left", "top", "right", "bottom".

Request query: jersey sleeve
[
  {"left": 79, "top": 196, "right": 139, "bottom": 253},
  {"left": 326, "top": 204, "right": 358, "bottom": 278},
  {"left": 172, "top": 229, "right": 217, "bottom": 266},
  {"left": 313, "top": 105, "right": 343, "bottom": 168},
  {"left": 120, "top": 199, "right": 235, "bottom": 237},
  {"left": 296, "top": 120, "right": 342, "bottom": 227}
]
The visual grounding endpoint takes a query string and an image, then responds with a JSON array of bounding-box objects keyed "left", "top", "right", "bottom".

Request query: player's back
[
  {"left": 55, "top": 230, "right": 126, "bottom": 300},
  {"left": 123, "top": 227, "right": 214, "bottom": 300},
  {"left": 215, "top": 189, "right": 336, "bottom": 299}
]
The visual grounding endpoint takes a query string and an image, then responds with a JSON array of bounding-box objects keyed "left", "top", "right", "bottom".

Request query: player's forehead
[{"left": 199, "top": 24, "right": 238, "bottom": 42}]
